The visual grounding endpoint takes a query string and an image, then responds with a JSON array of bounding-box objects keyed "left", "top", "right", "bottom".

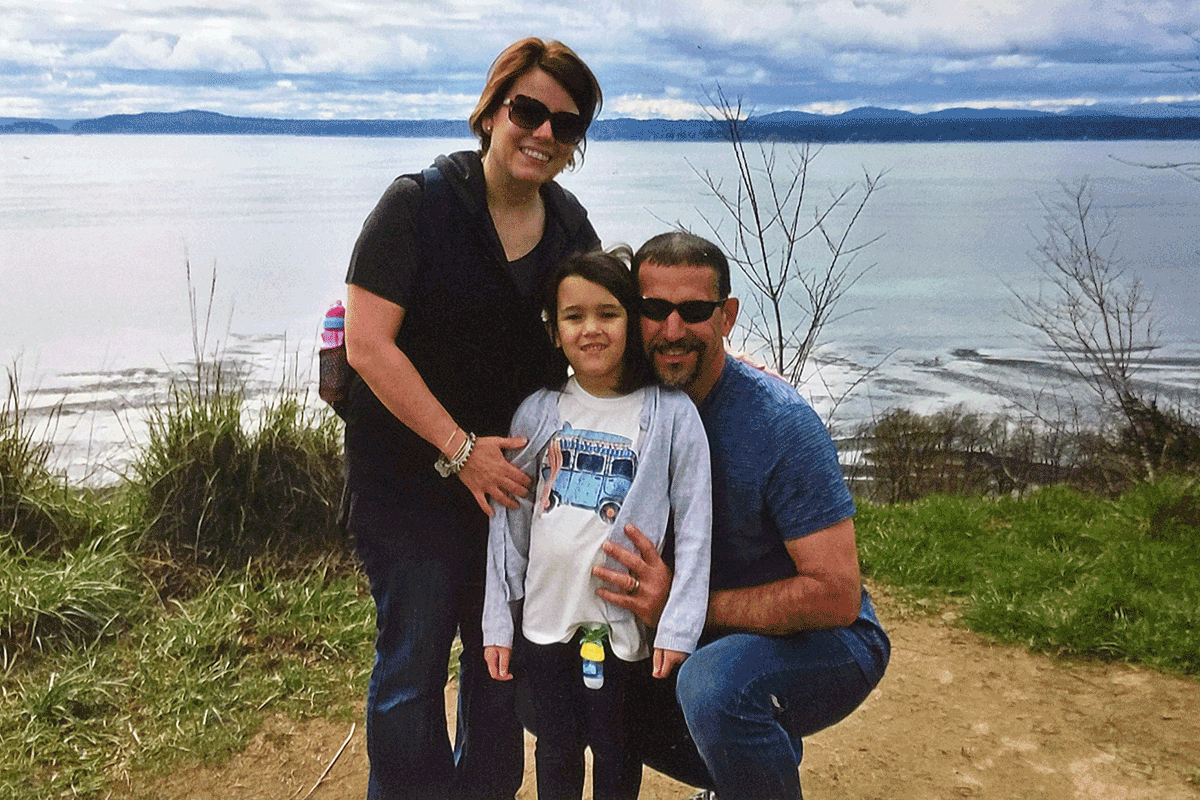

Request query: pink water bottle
[
  {"left": 319, "top": 301, "right": 350, "bottom": 407},
  {"left": 321, "top": 300, "right": 345, "bottom": 348}
]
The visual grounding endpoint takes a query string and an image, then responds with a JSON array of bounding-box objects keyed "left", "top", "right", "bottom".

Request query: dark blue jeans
[
  {"left": 632, "top": 618, "right": 889, "bottom": 800},
  {"left": 352, "top": 502, "right": 523, "bottom": 800},
  {"left": 519, "top": 631, "right": 643, "bottom": 800}
]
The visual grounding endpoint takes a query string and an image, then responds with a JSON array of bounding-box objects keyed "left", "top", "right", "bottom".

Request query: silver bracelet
[{"left": 435, "top": 432, "right": 476, "bottom": 477}]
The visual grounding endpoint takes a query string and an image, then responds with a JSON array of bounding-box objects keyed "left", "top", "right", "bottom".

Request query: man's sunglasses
[
  {"left": 503, "top": 94, "right": 588, "bottom": 145},
  {"left": 639, "top": 297, "right": 726, "bottom": 323}
]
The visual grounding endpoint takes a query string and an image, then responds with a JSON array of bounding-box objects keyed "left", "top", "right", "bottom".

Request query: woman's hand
[{"left": 457, "top": 435, "right": 531, "bottom": 516}]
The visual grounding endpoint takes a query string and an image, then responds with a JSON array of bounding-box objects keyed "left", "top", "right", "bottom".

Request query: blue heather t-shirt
[
  {"left": 698, "top": 355, "right": 856, "bottom": 590},
  {"left": 698, "top": 354, "right": 888, "bottom": 680}
]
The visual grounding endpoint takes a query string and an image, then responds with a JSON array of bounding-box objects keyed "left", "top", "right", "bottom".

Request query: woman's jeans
[
  {"left": 632, "top": 619, "right": 890, "bottom": 800},
  {"left": 354, "top": 506, "right": 523, "bottom": 800}
]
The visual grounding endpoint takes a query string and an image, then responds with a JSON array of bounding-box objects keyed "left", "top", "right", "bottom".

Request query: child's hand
[
  {"left": 485, "top": 645, "right": 513, "bottom": 681},
  {"left": 653, "top": 648, "right": 687, "bottom": 679}
]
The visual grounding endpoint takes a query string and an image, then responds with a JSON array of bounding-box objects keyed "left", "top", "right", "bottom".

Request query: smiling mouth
[
  {"left": 521, "top": 147, "right": 551, "bottom": 163},
  {"left": 650, "top": 341, "right": 701, "bottom": 359}
]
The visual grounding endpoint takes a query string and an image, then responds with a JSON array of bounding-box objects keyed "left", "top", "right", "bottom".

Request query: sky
[{"left": 4, "top": 1, "right": 1200, "bottom": 121}]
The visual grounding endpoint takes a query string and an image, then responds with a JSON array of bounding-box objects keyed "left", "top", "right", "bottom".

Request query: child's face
[{"left": 555, "top": 275, "right": 629, "bottom": 397}]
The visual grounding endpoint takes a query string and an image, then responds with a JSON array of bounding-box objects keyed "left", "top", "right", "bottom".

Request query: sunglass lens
[
  {"left": 639, "top": 298, "right": 674, "bottom": 321},
  {"left": 677, "top": 302, "right": 715, "bottom": 323},
  {"left": 509, "top": 95, "right": 549, "bottom": 130},
  {"left": 552, "top": 116, "right": 586, "bottom": 144},
  {"left": 639, "top": 298, "right": 720, "bottom": 323},
  {"left": 508, "top": 95, "right": 586, "bottom": 145}
]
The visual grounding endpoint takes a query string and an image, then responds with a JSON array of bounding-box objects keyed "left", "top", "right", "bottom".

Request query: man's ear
[{"left": 720, "top": 297, "right": 739, "bottom": 337}]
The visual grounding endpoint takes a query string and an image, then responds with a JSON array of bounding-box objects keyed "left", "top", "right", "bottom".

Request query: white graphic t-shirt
[{"left": 521, "top": 378, "right": 648, "bottom": 659}]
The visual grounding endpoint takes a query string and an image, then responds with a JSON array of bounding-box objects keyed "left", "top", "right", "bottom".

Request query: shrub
[
  {"left": 858, "top": 406, "right": 1079, "bottom": 501},
  {"left": 860, "top": 407, "right": 997, "bottom": 501},
  {"left": 2, "top": 368, "right": 110, "bottom": 556},
  {"left": 1116, "top": 474, "right": 1200, "bottom": 542},
  {"left": 853, "top": 404, "right": 1175, "bottom": 502},
  {"left": 1118, "top": 395, "right": 1200, "bottom": 478},
  {"left": 127, "top": 366, "right": 345, "bottom": 574}
]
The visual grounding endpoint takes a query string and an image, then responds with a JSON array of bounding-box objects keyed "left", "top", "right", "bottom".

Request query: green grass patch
[
  {"left": 0, "top": 557, "right": 375, "bottom": 799},
  {"left": 0, "top": 347, "right": 375, "bottom": 799},
  {"left": 857, "top": 479, "right": 1200, "bottom": 675}
]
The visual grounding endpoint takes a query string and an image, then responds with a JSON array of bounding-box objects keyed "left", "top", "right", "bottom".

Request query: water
[{"left": 3, "top": 135, "right": 1199, "bottom": 481}]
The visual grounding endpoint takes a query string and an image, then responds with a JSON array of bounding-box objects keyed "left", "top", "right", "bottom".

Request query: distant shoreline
[{"left": 3, "top": 108, "right": 1199, "bottom": 143}]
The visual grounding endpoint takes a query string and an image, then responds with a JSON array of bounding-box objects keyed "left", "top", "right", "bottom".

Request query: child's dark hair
[{"left": 543, "top": 245, "right": 653, "bottom": 394}]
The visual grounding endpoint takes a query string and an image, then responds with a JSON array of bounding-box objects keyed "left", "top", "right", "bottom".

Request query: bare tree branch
[
  {"left": 689, "top": 88, "right": 887, "bottom": 388},
  {"left": 1008, "top": 178, "right": 1163, "bottom": 476}
]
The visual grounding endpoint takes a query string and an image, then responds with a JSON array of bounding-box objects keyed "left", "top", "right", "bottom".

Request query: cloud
[
  {"left": 86, "top": 33, "right": 176, "bottom": 70},
  {"left": 2, "top": 0, "right": 1199, "bottom": 119},
  {"left": 610, "top": 93, "right": 707, "bottom": 119},
  {"left": 264, "top": 32, "right": 432, "bottom": 75},
  {"left": 168, "top": 30, "right": 266, "bottom": 72}
]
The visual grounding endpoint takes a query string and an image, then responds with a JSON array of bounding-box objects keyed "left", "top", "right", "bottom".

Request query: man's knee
[{"left": 675, "top": 643, "right": 737, "bottom": 723}]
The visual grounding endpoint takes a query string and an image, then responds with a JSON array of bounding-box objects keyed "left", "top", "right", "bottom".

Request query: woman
[{"left": 343, "top": 38, "right": 603, "bottom": 800}]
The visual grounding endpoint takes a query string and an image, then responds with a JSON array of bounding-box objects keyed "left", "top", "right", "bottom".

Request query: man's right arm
[
  {"left": 705, "top": 517, "right": 862, "bottom": 635},
  {"left": 599, "top": 516, "right": 862, "bottom": 637}
]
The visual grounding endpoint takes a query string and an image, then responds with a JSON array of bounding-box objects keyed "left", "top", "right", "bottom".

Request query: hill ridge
[{"left": 4, "top": 107, "right": 1199, "bottom": 142}]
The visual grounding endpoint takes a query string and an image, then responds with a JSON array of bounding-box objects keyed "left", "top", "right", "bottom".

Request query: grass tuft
[
  {"left": 2, "top": 368, "right": 110, "bottom": 556},
  {"left": 126, "top": 361, "right": 345, "bottom": 577},
  {"left": 0, "top": 532, "right": 144, "bottom": 662}
]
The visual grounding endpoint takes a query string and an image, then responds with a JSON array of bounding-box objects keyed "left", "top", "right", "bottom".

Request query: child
[{"left": 482, "top": 246, "right": 712, "bottom": 800}]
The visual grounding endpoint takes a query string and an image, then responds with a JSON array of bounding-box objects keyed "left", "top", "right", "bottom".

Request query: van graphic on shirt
[{"left": 537, "top": 425, "right": 636, "bottom": 522}]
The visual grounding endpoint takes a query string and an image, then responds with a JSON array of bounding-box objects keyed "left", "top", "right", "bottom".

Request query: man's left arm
[{"left": 705, "top": 517, "right": 863, "bottom": 636}]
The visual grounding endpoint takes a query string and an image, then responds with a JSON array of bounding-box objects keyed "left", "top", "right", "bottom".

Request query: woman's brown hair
[{"left": 469, "top": 38, "right": 602, "bottom": 163}]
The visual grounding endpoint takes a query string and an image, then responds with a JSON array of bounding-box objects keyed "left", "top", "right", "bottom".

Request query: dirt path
[{"left": 147, "top": 600, "right": 1200, "bottom": 800}]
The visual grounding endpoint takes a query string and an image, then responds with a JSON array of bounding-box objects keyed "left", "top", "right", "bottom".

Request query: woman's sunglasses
[
  {"left": 503, "top": 94, "right": 588, "bottom": 145},
  {"left": 639, "top": 297, "right": 726, "bottom": 323}
]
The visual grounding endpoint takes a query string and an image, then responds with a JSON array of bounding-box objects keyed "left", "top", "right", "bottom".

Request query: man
[{"left": 594, "top": 231, "right": 890, "bottom": 800}]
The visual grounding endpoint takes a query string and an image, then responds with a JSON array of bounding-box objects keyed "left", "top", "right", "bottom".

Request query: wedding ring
[{"left": 630, "top": 577, "right": 640, "bottom": 595}]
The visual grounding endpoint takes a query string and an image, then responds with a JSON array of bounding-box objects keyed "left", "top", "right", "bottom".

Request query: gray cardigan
[{"left": 483, "top": 384, "right": 712, "bottom": 656}]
